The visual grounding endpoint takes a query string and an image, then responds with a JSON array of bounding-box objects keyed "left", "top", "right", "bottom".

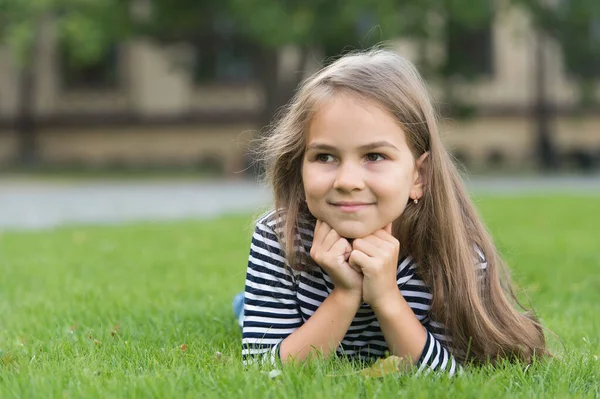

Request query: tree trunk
[
  {"left": 292, "top": 46, "right": 309, "bottom": 89},
  {"left": 16, "top": 61, "right": 37, "bottom": 165},
  {"left": 256, "top": 46, "right": 280, "bottom": 131},
  {"left": 256, "top": 45, "right": 309, "bottom": 130},
  {"left": 16, "top": 18, "right": 44, "bottom": 166},
  {"left": 245, "top": 45, "right": 309, "bottom": 176},
  {"left": 534, "top": 29, "right": 559, "bottom": 170}
]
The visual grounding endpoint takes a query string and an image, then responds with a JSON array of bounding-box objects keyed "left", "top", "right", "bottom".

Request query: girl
[{"left": 238, "top": 49, "right": 547, "bottom": 375}]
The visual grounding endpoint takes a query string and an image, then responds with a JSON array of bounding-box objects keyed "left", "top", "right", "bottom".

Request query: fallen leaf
[
  {"left": 215, "top": 351, "right": 222, "bottom": 360},
  {"left": 268, "top": 369, "right": 281, "bottom": 379},
  {"left": 111, "top": 324, "right": 120, "bottom": 337},
  {"left": 180, "top": 344, "right": 188, "bottom": 352},
  {"left": 93, "top": 339, "right": 102, "bottom": 346},
  {"left": 2, "top": 353, "right": 15, "bottom": 366},
  {"left": 360, "top": 356, "right": 404, "bottom": 378}
]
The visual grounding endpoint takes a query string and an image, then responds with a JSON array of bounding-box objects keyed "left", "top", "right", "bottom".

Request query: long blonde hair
[{"left": 256, "top": 48, "right": 548, "bottom": 365}]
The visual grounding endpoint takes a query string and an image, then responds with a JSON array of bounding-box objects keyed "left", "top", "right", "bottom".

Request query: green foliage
[
  {"left": 0, "top": 0, "right": 42, "bottom": 64},
  {"left": 143, "top": 0, "right": 402, "bottom": 51},
  {"left": 516, "top": 0, "right": 600, "bottom": 109},
  {"left": 517, "top": 0, "right": 600, "bottom": 81},
  {"left": 2, "top": 0, "right": 598, "bottom": 79},
  {"left": 57, "top": 1, "right": 132, "bottom": 65},
  {"left": 0, "top": 0, "right": 131, "bottom": 66},
  {"left": 0, "top": 196, "right": 599, "bottom": 397}
]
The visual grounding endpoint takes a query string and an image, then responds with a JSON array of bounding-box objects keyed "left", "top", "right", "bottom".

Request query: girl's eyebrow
[{"left": 307, "top": 141, "right": 399, "bottom": 151}]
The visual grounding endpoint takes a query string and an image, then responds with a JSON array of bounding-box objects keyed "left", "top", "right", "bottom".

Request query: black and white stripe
[{"left": 242, "top": 211, "right": 487, "bottom": 375}]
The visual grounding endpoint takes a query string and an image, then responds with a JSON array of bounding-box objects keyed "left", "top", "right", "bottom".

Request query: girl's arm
[
  {"left": 373, "top": 289, "right": 458, "bottom": 375},
  {"left": 242, "top": 219, "right": 303, "bottom": 366},
  {"left": 279, "top": 288, "right": 361, "bottom": 363},
  {"left": 374, "top": 251, "right": 488, "bottom": 376},
  {"left": 242, "top": 217, "right": 361, "bottom": 365},
  {"left": 373, "top": 262, "right": 460, "bottom": 375}
]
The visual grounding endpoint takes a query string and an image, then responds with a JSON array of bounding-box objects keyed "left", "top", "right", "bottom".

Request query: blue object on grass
[{"left": 233, "top": 292, "right": 244, "bottom": 328}]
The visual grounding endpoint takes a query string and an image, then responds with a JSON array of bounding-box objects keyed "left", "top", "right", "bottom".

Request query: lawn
[{"left": 0, "top": 195, "right": 598, "bottom": 398}]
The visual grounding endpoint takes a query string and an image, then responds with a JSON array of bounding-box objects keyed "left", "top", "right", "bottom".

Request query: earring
[{"left": 411, "top": 191, "right": 419, "bottom": 204}]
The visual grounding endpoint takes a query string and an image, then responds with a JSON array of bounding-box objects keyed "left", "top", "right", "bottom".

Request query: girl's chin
[{"left": 329, "top": 222, "right": 379, "bottom": 239}]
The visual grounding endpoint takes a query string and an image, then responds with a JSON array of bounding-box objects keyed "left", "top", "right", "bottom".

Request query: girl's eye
[
  {"left": 315, "top": 154, "right": 334, "bottom": 163},
  {"left": 366, "top": 153, "right": 385, "bottom": 162}
]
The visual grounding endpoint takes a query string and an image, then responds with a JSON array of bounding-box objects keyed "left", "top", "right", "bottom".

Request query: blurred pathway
[{"left": 0, "top": 175, "right": 598, "bottom": 230}]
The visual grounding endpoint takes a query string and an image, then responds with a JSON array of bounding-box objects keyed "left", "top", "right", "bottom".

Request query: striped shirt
[{"left": 242, "top": 211, "right": 486, "bottom": 375}]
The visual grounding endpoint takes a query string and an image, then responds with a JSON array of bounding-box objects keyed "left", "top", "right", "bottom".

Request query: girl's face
[{"left": 302, "top": 93, "right": 426, "bottom": 239}]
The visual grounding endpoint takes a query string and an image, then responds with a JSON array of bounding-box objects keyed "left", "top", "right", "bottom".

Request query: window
[
  {"left": 322, "top": 13, "right": 380, "bottom": 66},
  {"left": 194, "top": 36, "right": 255, "bottom": 84},
  {"left": 60, "top": 43, "right": 119, "bottom": 90},
  {"left": 193, "top": 16, "right": 255, "bottom": 85},
  {"left": 562, "top": 18, "right": 600, "bottom": 79},
  {"left": 556, "top": 0, "right": 600, "bottom": 79},
  {"left": 445, "top": 17, "right": 494, "bottom": 78}
]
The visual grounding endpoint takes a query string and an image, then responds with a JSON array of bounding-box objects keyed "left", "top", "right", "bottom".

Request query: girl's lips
[{"left": 331, "top": 203, "right": 374, "bottom": 212}]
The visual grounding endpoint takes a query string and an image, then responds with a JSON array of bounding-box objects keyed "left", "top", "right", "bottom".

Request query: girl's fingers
[
  {"left": 331, "top": 237, "right": 352, "bottom": 258},
  {"left": 372, "top": 229, "right": 400, "bottom": 247},
  {"left": 348, "top": 262, "right": 362, "bottom": 274},
  {"left": 349, "top": 249, "right": 371, "bottom": 271},
  {"left": 313, "top": 219, "right": 331, "bottom": 246},
  {"left": 322, "top": 227, "right": 342, "bottom": 252},
  {"left": 346, "top": 251, "right": 362, "bottom": 273},
  {"left": 352, "top": 237, "right": 379, "bottom": 257}
]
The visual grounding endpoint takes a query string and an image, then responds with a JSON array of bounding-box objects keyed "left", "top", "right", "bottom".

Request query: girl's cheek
[{"left": 308, "top": 172, "right": 334, "bottom": 190}]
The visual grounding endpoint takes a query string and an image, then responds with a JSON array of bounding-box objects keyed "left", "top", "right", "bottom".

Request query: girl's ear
[{"left": 412, "top": 152, "right": 429, "bottom": 195}]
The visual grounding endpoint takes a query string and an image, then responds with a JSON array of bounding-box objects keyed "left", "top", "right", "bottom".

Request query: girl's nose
[{"left": 333, "top": 162, "right": 365, "bottom": 191}]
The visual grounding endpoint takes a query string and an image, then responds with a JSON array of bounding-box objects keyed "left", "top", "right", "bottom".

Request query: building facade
[{"left": 0, "top": 5, "right": 598, "bottom": 173}]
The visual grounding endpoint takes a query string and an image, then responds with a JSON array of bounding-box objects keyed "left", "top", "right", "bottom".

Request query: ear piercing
[{"left": 412, "top": 191, "right": 420, "bottom": 204}]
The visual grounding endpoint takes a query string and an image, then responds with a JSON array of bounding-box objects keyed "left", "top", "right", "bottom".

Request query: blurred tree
[
  {"left": 143, "top": 0, "right": 499, "bottom": 128},
  {"left": 0, "top": 0, "right": 131, "bottom": 165},
  {"left": 140, "top": 0, "right": 396, "bottom": 128},
  {"left": 516, "top": 0, "right": 600, "bottom": 170},
  {"left": 6, "top": 0, "right": 593, "bottom": 172},
  {"left": 135, "top": 0, "right": 495, "bottom": 174},
  {"left": 410, "top": 0, "right": 495, "bottom": 120},
  {"left": 226, "top": 0, "right": 497, "bottom": 128}
]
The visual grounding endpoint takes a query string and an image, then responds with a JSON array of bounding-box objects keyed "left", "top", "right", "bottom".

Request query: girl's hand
[
  {"left": 349, "top": 223, "right": 400, "bottom": 308},
  {"left": 310, "top": 220, "right": 363, "bottom": 298}
]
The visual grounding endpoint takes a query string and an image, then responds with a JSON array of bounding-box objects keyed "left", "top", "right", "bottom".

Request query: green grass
[{"left": 0, "top": 196, "right": 599, "bottom": 398}]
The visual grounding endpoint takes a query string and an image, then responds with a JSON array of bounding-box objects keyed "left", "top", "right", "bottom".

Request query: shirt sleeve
[
  {"left": 241, "top": 217, "right": 303, "bottom": 366},
  {"left": 397, "top": 262, "right": 459, "bottom": 376},
  {"left": 408, "top": 248, "right": 488, "bottom": 376}
]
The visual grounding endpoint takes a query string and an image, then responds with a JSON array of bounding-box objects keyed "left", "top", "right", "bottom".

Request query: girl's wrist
[
  {"left": 368, "top": 288, "right": 403, "bottom": 313},
  {"left": 331, "top": 288, "right": 363, "bottom": 306}
]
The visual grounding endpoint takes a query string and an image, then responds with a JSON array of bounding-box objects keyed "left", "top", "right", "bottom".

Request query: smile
[{"left": 330, "top": 202, "right": 375, "bottom": 213}]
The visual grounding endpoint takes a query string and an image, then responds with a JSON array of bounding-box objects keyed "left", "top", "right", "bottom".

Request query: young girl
[{"left": 238, "top": 49, "right": 547, "bottom": 375}]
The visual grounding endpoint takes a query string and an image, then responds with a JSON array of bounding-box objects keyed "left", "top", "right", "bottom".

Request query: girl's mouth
[{"left": 331, "top": 203, "right": 374, "bottom": 212}]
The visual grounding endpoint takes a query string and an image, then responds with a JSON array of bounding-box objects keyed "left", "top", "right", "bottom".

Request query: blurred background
[{"left": 0, "top": 0, "right": 598, "bottom": 228}]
